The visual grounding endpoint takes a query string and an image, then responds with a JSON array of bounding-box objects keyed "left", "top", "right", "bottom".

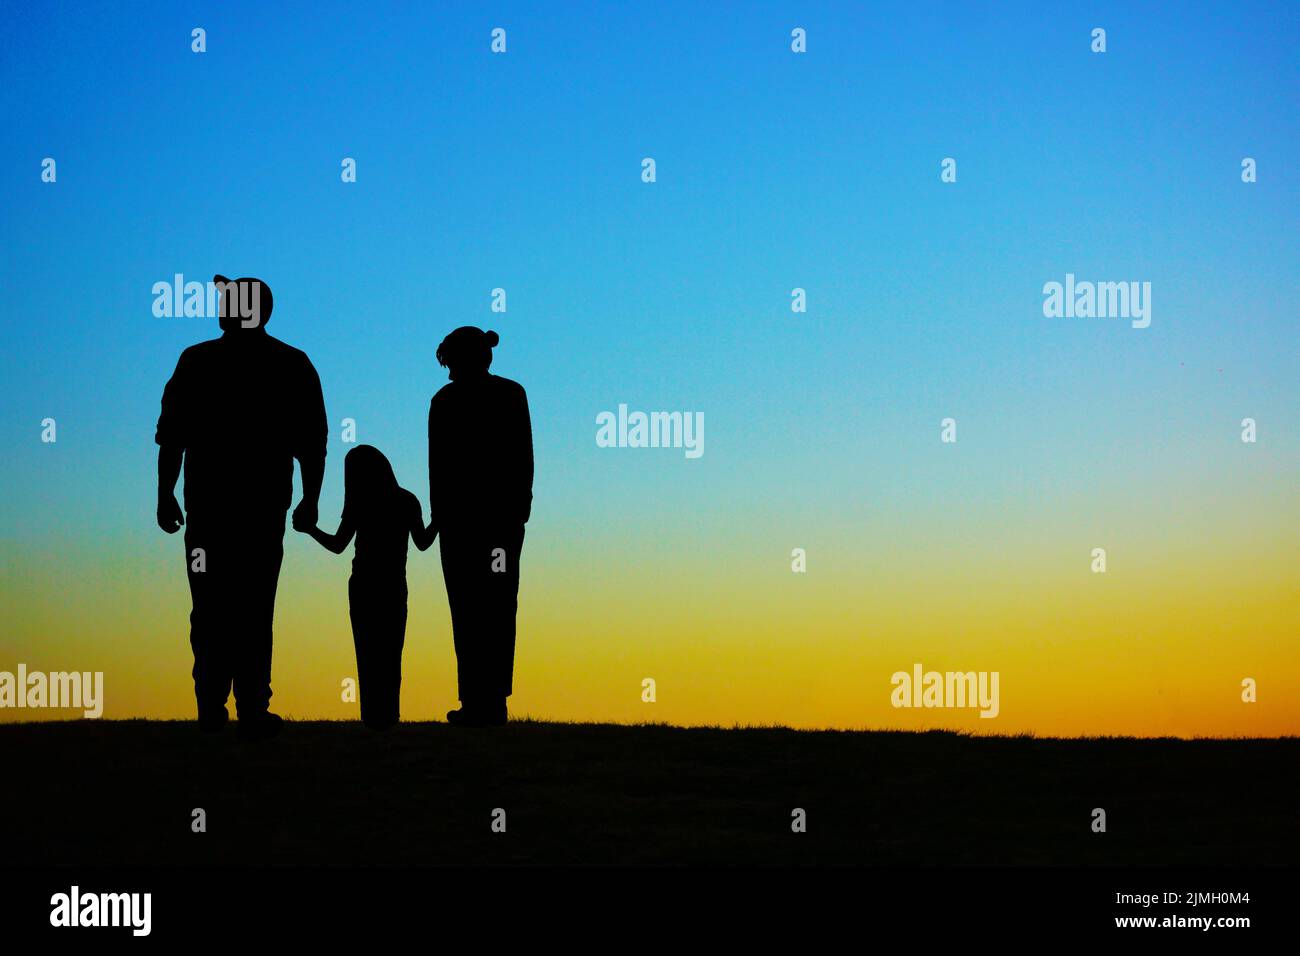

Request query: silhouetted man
[
  {"left": 156, "top": 275, "right": 326, "bottom": 740},
  {"left": 429, "top": 328, "right": 532, "bottom": 727}
]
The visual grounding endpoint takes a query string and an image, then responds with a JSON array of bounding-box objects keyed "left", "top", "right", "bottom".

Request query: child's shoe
[{"left": 198, "top": 705, "right": 229, "bottom": 734}]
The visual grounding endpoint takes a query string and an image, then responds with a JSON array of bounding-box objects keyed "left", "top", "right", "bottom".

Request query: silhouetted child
[{"left": 295, "top": 445, "right": 435, "bottom": 730}]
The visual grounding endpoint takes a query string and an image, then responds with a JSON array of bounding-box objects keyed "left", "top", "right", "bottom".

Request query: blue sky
[
  {"left": 1, "top": 2, "right": 1297, "bottom": 732},
  {"left": 2, "top": 0, "right": 1296, "bottom": 552}
]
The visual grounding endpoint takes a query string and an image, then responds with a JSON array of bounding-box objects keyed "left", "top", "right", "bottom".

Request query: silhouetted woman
[
  {"left": 428, "top": 328, "right": 533, "bottom": 727},
  {"left": 297, "top": 444, "right": 435, "bottom": 730}
]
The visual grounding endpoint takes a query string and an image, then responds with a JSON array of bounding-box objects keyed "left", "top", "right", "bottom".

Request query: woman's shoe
[
  {"left": 237, "top": 711, "right": 284, "bottom": 741},
  {"left": 446, "top": 706, "right": 477, "bottom": 726}
]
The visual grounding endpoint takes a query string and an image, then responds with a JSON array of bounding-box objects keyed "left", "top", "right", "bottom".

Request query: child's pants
[{"left": 348, "top": 574, "right": 408, "bottom": 728}]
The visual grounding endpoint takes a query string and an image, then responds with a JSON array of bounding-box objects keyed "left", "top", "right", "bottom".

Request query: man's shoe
[
  {"left": 482, "top": 699, "right": 508, "bottom": 727},
  {"left": 198, "top": 706, "right": 229, "bottom": 734},
  {"left": 446, "top": 701, "right": 507, "bottom": 727},
  {"left": 237, "top": 711, "right": 284, "bottom": 741}
]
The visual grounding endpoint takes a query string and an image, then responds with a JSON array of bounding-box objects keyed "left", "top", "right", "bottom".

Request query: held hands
[
  {"left": 157, "top": 493, "right": 184, "bottom": 534},
  {"left": 412, "top": 517, "right": 438, "bottom": 552},
  {"left": 291, "top": 500, "right": 317, "bottom": 533}
]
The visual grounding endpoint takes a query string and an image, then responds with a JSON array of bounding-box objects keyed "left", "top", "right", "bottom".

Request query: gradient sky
[{"left": 1, "top": 1, "right": 1297, "bottom": 735}]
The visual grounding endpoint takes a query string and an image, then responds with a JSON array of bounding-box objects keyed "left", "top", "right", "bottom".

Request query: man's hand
[
  {"left": 157, "top": 494, "right": 184, "bottom": 534},
  {"left": 292, "top": 499, "right": 317, "bottom": 533}
]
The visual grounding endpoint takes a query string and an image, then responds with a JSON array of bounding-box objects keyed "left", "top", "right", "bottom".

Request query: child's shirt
[{"left": 349, "top": 489, "right": 420, "bottom": 582}]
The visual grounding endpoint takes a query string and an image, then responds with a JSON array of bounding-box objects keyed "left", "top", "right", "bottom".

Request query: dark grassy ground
[{"left": 2, "top": 720, "right": 1295, "bottom": 865}]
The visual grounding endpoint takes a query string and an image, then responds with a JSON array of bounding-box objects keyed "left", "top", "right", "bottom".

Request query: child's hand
[{"left": 291, "top": 511, "right": 314, "bottom": 533}]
